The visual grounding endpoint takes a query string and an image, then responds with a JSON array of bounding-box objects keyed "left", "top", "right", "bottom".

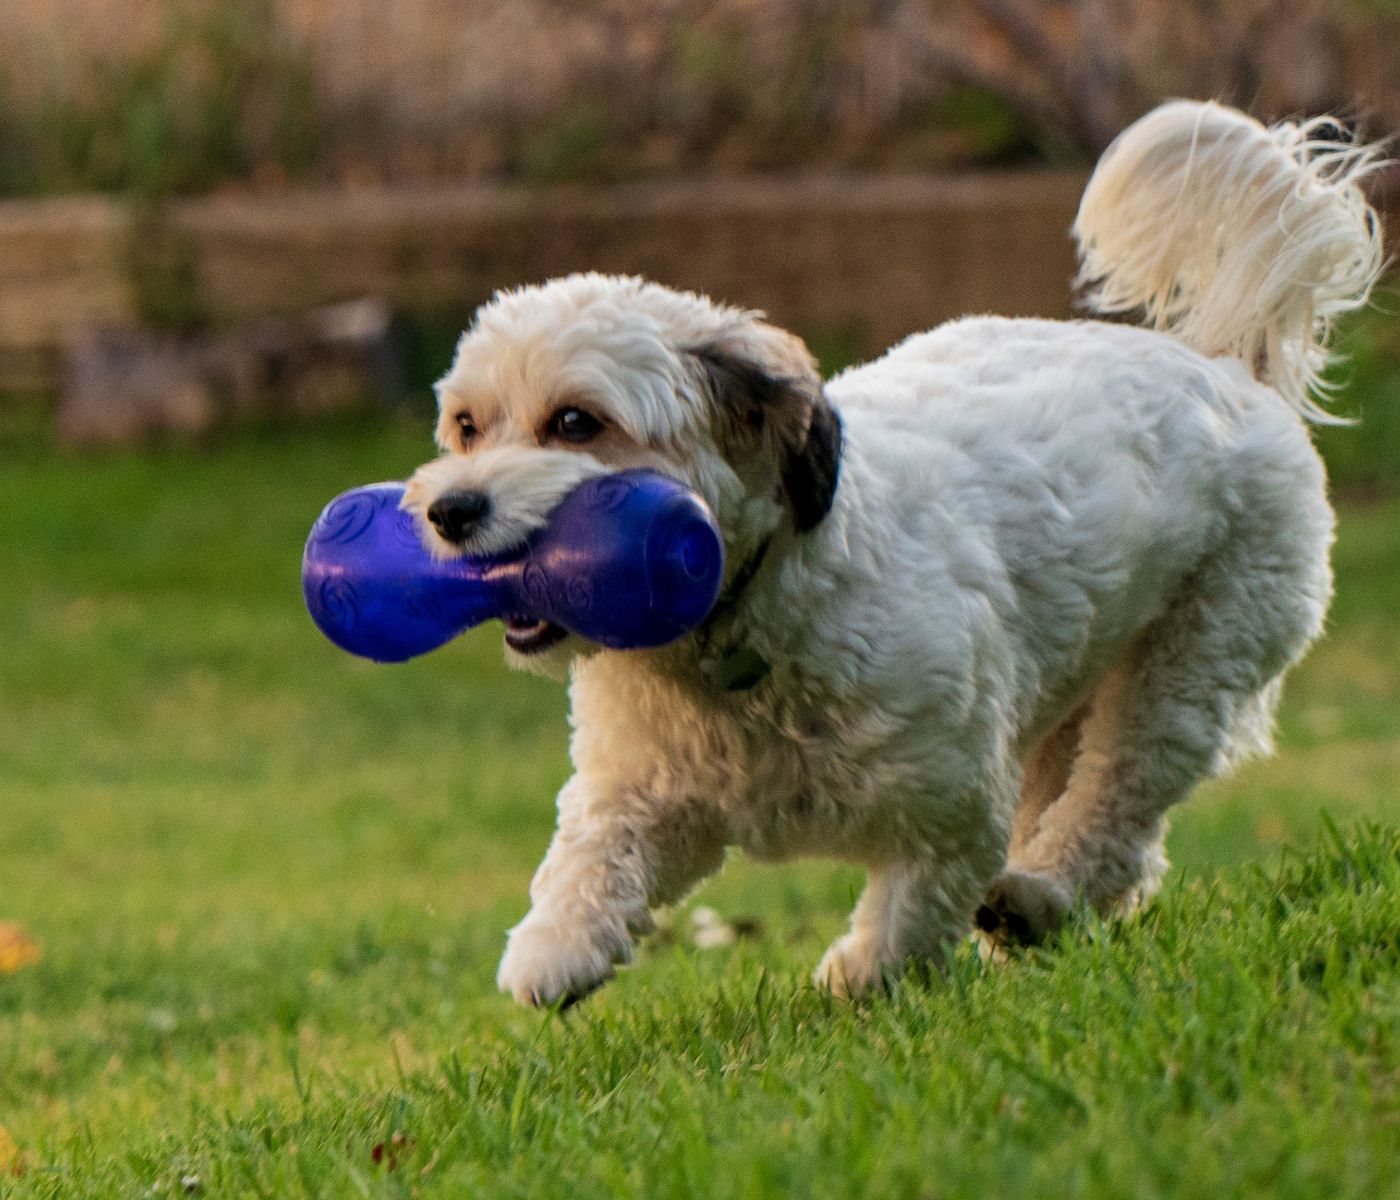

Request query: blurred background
[
  {"left": 3, "top": 0, "right": 1400, "bottom": 461},
  {"left": 3, "top": 0, "right": 1400, "bottom": 1150}
]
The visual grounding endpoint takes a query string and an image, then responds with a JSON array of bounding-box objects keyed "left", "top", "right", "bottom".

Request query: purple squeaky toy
[{"left": 302, "top": 469, "right": 725, "bottom": 662}]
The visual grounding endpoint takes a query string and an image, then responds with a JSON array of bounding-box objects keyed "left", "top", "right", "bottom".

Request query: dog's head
[{"left": 402, "top": 273, "right": 841, "bottom": 673}]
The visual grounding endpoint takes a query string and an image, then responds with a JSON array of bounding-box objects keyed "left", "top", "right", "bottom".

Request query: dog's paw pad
[{"left": 978, "top": 869, "right": 1073, "bottom": 949}]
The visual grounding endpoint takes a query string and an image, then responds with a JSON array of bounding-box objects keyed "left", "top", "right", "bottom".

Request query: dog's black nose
[{"left": 427, "top": 490, "right": 491, "bottom": 543}]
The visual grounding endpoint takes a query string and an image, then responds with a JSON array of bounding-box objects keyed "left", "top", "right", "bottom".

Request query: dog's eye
[
  {"left": 548, "top": 406, "right": 604, "bottom": 443},
  {"left": 454, "top": 412, "right": 478, "bottom": 446}
]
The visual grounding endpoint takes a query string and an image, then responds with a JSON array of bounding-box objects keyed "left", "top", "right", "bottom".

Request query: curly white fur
[
  {"left": 399, "top": 100, "right": 1382, "bottom": 1005},
  {"left": 1075, "top": 99, "right": 1385, "bottom": 422}
]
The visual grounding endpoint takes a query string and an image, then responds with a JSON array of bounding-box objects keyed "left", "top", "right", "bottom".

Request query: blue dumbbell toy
[{"left": 302, "top": 469, "right": 725, "bottom": 662}]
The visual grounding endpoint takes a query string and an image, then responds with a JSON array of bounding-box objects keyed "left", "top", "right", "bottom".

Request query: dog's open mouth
[{"left": 503, "top": 616, "right": 568, "bottom": 654}]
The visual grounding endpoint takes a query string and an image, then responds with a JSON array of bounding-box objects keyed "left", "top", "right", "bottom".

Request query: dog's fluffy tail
[{"left": 1074, "top": 99, "right": 1386, "bottom": 422}]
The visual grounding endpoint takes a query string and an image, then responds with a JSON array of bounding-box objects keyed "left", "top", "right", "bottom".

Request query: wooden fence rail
[{"left": 0, "top": 172, "right": 1092, "bottom": 396}]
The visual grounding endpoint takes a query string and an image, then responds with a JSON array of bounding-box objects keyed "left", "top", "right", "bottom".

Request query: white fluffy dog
[{"left": 402, "top": 100, "right": 1385, "bottom": 1005}]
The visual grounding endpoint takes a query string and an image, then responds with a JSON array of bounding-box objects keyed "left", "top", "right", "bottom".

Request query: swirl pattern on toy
[{"left": 302, "top": 470, "right": 725, "bottom": 662}]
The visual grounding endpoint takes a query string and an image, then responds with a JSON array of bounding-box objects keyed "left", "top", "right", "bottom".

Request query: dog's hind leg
[
  {"left": 1009, "top": 703, "right": 1089, "bottom": 859},
  {"left": 981, "top": 502, "right": 1332, "bottom": 945}
]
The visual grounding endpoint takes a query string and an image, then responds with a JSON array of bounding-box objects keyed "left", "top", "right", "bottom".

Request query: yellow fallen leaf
[
  {"left": 0, "top": 923, "right": 39, "bottom": 974},
  {"left": 0, "top": 1124, "right": 23, "bottom": 1176}
]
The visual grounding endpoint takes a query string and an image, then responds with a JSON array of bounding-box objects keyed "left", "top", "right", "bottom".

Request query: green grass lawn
[{"left": 1, "top": 418, "right": 1399, "bottom": 1198}]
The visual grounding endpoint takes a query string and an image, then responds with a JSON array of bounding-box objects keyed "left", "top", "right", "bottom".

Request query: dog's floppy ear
[
  {"left": 691, "top": 330, "right": 842, "bottom": 533},
  {"left": 782, "top": 395, "right": 842, "bottom": 533}
]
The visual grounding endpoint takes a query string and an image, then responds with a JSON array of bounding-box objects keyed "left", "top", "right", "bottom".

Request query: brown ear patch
[
  {"left": 691, "top": 341, "right": 842, "bottom": 533},
  {"left": 783, "top": 391, "right": 842, "bottom": 532}
]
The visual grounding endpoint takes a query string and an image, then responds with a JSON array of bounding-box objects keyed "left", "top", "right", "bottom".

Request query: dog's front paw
[
  {"left": 975, "top": 868, "right": 1073, "bottom": 948},
  {"left": 813, "top": 932, "right": 889, "bottom": 999},
  {"left": 496, "top": 913, "right": 630, "bottom": 1008}
]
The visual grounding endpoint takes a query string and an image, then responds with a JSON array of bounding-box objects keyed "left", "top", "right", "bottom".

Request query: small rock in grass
[{"left": 690, "top": 907, "right": 765, "bottom": 949}]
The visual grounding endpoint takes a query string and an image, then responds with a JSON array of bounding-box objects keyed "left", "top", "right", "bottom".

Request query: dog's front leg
[
  {"left": 815, "top": 812, "right": 1008, "bottom": 997},
  {"left": 497, "top": 776, "right": 725, "bottom": 1007}
]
